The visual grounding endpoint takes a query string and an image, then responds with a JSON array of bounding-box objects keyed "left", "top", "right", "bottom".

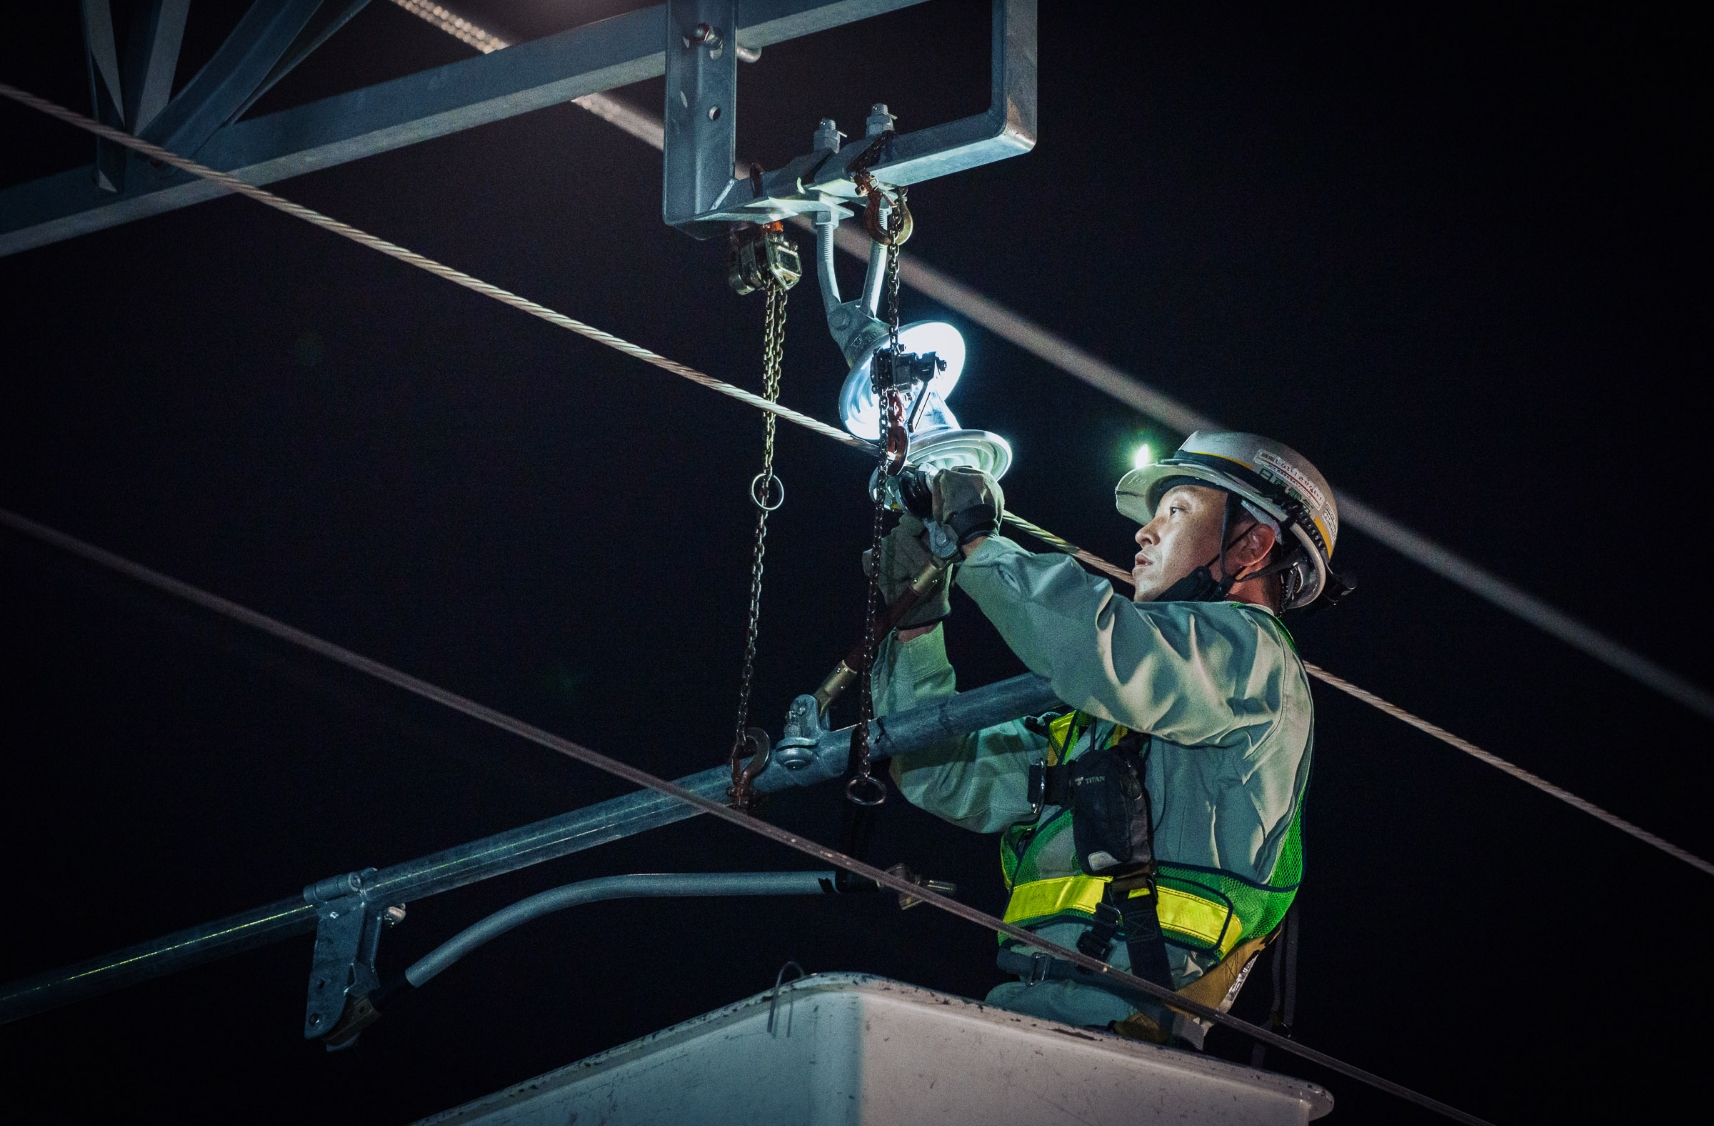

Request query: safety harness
[{"left": 999, "top": 711, "right": 1304, "bottom": 1000}]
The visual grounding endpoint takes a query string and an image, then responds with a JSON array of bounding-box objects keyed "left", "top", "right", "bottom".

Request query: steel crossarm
[
  {"left": 1, "top": 0, "right": 928, "bottom": 257},
  {"left": 0, "top": 671, "right": 1054, "bottom": 1026}
]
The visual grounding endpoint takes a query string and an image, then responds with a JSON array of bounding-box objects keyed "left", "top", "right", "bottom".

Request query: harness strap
[
  {"left": 1003, "top": 874, "right": 1245, "bottom": 957},
  {"left": 1075, "top": 875, "right": 1174, "bottom": 989}
]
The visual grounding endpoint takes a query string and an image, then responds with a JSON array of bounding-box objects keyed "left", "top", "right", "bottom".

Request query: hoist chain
[
  {"left": 730, "top": 278, "right": 790, "bottom": 813},
  {"left": 848, "top": 182, "right": 910, "bottom": 808}
]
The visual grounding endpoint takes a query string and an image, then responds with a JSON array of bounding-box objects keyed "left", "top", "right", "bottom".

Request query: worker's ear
[{"left": 1234, "top": 522, "right": 1277, "bottom": 571}]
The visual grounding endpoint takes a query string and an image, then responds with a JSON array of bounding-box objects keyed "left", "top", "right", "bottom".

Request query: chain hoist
[
  {"left": 728, "top": 222, "right": 800, "bottom": 813},
  {"left": 847, "top": 155, "right": 913, "bottom": 808}
]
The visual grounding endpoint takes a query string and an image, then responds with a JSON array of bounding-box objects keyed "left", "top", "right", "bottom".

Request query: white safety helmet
[{"left": 1115, "top": 431, "right": 1341, "bottom": 609}]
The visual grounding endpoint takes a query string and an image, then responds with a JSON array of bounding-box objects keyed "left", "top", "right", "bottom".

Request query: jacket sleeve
[
  {"left": 872, "top": 625, "right": 1044, "bottom": 834},
  {"left": 955, "top": 536, "right": 1284, "bottom": 749}
]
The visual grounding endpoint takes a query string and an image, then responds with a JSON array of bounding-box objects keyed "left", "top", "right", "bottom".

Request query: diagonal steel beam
[
  {"left": 79, "top": 0, "right": 127, "bottom": 191},
  {"left": 139, "top": 0, "right": 326, "bottom": 154},
  {"left": 224, "top": 0, "right": 374, "bottom": 127},
  {"left": 0, "top": 0, "right": 924, "bottom": 258},
  {"left": 121, "top": 0, "right": 192, "bottom": 135}
]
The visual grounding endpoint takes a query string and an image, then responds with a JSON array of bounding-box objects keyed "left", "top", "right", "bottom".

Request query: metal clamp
[
  {"left": 772, "top": 693, "right": 829, "bottom": 771},
  {"left": 884, "top": 861, "right": 956, "bottom": 910},
  {"left": 302, "top": 868, "right": 403, "bottom": 1048}
]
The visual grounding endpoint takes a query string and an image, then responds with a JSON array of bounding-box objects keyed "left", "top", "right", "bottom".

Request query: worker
[{"left": 872, "top": 431, "right": 1343, "bottom": 1047}]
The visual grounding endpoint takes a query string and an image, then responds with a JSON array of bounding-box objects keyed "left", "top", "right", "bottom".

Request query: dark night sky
[{"left": 1, "top": 2, "right": 1708, "bottom": 1122}]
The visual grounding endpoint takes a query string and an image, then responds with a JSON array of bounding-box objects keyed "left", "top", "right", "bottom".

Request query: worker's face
[{"left": 1132, "top": 484, "right": 1232, "bottom": 601}]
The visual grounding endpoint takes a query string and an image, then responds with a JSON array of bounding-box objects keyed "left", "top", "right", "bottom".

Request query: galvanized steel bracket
[
  {"left": 302, "top": 867, "right": 391, "bottom": 1044},
  {"left": 663, "top": 0, "right": 1037, "bottom": 238}
]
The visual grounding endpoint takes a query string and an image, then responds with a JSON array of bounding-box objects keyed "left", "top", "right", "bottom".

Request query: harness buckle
[
  {"left": 1026, "top": 951, "right": 1052, "bottom": 986},
  {"left": 1077, "top": 901, "right": 1123, "bottom": 960}
]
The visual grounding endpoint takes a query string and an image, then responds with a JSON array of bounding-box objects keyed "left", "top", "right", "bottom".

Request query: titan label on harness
[{"left": 1069, "top": 737, "right": 1155, "bottom": 876}]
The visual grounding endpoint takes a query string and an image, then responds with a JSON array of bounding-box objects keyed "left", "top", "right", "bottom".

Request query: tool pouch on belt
[{"left": 1069, "top": 733, "right": 1175, "bottom": 989}]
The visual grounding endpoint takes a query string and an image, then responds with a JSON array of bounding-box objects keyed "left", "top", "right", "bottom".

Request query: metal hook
[
  {"left": 767, "top": 960, "right": 807, "bottom": 1035},
  {"left": 863, "top": 190, "right": 913, "bottom": 247}
]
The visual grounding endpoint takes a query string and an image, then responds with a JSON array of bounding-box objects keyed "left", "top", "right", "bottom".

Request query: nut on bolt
[{"left": 685, "top": 22, "right": 723, "bottom": 52}]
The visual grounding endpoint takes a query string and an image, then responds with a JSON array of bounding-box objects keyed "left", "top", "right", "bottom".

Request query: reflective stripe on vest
[{"left": 1003, "top": 874, "right": 1243, "bottom": 958}]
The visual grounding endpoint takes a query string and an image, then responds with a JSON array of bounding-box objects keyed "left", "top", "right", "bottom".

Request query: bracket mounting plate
[{"left": 664, "top": 0, "right": 1036, "bottom": 237}]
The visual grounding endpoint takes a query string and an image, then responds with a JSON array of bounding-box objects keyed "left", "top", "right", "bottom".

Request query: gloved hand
[
  {"left": 863, "top": 513, "right": 954, "bottom": 629},
  {"left": 931, "top": 466, "right": 1005, "bottom": 546}
]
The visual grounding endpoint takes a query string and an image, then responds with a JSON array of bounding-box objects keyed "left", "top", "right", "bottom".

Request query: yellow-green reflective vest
[{"left": 1000, "top": 712, "right": 1304, "bottom": 963}]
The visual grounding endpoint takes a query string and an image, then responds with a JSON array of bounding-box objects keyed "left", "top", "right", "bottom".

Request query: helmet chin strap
[
  {"left": 1151, "top": 495, "right": 1292, "bottom": 604},
  {"left": 1152, "top": 496, "right": 1238, "bottom": 603}
]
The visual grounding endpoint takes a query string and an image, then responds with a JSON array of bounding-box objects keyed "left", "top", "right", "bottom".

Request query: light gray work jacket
[{"left": 876, "top": 535, "right": 1314, "bottom": 1025}]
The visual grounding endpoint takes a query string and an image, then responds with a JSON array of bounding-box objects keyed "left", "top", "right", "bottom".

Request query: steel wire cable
[
  {"left": 0, "top": 504, "right": 1488, "bottom": 1126},
  {"left": 3, "top": 81, "right": 1707, "bottom": 880},
  {"left": 999, "top": 517, "right": 1714, "bottom": 877},
  {"left": 396, "top": 0, "right": 1713, "bottom": 723},
  {"left": 1300, "top": 664, "right": 1714, "bottom": 875},
  {"left": 0, "top": 83, "right": 865, "bottom": 458}
]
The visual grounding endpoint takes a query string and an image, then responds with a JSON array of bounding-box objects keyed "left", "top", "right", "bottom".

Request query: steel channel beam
[
  {"left": 689, "top": 0, "right": 1036, "bottom": 229},
  {"left": 0, "top": 671, "right": 1054, "bottom": 1025},
  {"left": 0, "top": 0, "right": 926, "bottom": 257}
]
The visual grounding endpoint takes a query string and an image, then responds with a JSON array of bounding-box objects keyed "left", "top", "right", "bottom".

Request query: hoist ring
[
  {"left": 846, "top": 773, "right": 887, "bottom": 806},
  {"left": 750, "top": 472, "right": 785, "bottom": 511},
  {"left": 863, "top": 190, "right": 913, "bottom": 247}
]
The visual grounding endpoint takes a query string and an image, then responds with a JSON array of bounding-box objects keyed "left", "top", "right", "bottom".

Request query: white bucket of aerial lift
[
  {"left": 837, "top": 321, "right": 1013, "bottom": 479},
  {"left": 417, "top": 973, "right": 1331, "bottom": 1126},
  {"left": 1115, "top": 431, "right": 1340, "bottom": 609}
]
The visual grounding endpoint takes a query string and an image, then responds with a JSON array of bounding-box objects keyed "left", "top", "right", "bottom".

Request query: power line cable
[
  {"left": 0, "top": 82, "right": 865, "bottom": 456},
  {"left": 392, "top": 0, "right": 1713, "bottom": 723},
  {"left": 853, "top": 182, "right": 1714, "bottom": 721},
  {"left": 2, "top": 81, "right": 1706, "bottom": 880},
  {"left": 0, "top": 504, "right": 1490, "bottom": 1126}
]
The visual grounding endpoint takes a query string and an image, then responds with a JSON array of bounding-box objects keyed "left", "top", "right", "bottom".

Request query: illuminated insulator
[{"left": 836, "top": 320, "right": 1012, "bottom": 479}]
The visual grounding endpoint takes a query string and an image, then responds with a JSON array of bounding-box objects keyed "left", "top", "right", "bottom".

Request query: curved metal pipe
[
  {"left": 404, "top": 871, "right": 837, "bottom": 987},
  {"left": 860, "top": 230, "right": 889, "bottom": 316},
  {"left": 0, "top": 672, "right": 1050, "bottom": 1026},
  {"left": 814, "top": 212, "right": 842, "bottom": 318}
]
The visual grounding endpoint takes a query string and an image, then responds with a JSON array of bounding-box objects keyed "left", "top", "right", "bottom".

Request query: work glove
[
  {"left": 863, "top": 513, "right": 954, "bottom": 629},
  {"left": 931, "top": 466, "right": 1005, "bottom": 546}
]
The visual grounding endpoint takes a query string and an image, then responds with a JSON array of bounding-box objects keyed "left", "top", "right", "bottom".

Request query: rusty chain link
[
  {"left": 848, "top": 182, "right": 909, "bottom": 807},
  {"left": 730, "top": 279, "right": 789, "bottom": 812}
]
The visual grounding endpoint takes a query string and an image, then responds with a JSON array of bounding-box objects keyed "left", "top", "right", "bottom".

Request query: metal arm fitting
[{"left": 663, "top": 0, "right": 1037, "bottom": 237}]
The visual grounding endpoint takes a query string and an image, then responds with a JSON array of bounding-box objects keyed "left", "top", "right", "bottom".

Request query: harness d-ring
[
  {"left": 750, "top": 471, "right": 785, "bottom": 511},
  {"left": 846, "top": 773, "right": 887, "bottom": 806}
]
